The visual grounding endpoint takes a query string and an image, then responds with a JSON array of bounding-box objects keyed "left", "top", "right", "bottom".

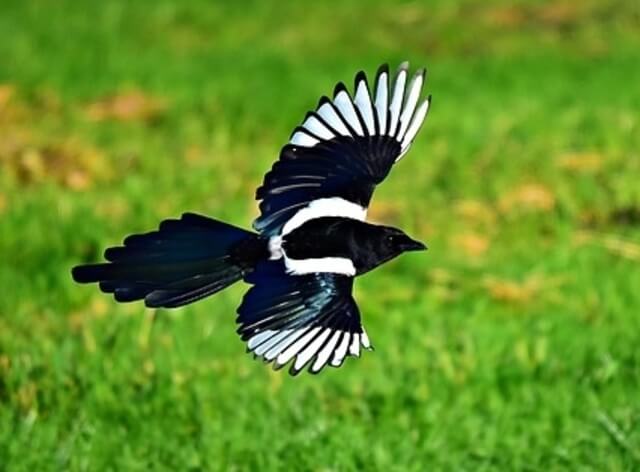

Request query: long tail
[{"left": 72, "top": 213, "right": 265, "bottom": 308}]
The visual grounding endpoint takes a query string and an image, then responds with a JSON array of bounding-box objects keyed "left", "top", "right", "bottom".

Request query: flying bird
[{"left": 72, "top": 62, "right": 432, "bottom": 375}]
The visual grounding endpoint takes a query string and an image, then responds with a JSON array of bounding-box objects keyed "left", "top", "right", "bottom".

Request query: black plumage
[
  {"left": 72, "top": 213, "right": 264, "bottom": 308},
  {"left": 72, "top": 62, "right": 432, "bottom": 375}
]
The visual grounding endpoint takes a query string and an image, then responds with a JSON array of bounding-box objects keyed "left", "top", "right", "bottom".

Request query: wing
[
  {"left": 254, "top": 62, "right": 431, "bottom": 236},
  {"left": 236, "top": 261, "right": 372, "bottom": 375}
]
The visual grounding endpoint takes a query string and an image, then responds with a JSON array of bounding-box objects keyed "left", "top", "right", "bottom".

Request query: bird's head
[
  {"left": 357, "top": 225, "right": 426, "bottom": 273},
  {"left": 380, "top": 226, "right": 427, "bottom": 254}
]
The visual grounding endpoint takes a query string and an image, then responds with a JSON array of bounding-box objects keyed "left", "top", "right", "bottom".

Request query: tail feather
[
  {"left": 144, "top": 269, "right": 243, "bottom": 308},
  {"left": 72, "top": 213, "right": 261, "bottom": 308}
]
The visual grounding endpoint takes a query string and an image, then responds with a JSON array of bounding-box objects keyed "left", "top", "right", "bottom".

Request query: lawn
[{"left": 1, "top": 0, "right": 640, "bottom": 469}]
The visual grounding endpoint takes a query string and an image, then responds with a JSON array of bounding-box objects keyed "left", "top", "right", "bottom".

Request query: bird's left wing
[
  {"left": 237, "top": 261, "right": 371, "bottom": 375},
  {"left": 254, "top": 62, "right": 431, "bottom": 236}
]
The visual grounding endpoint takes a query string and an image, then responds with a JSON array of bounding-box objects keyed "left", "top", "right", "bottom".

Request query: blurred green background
[{"left": 1, "top": 0, "right": 639, "bottom": 469}]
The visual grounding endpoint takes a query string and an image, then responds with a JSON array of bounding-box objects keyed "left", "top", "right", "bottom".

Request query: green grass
[{"left": 1, "top": 0, "right": 640, "bottom": 469}]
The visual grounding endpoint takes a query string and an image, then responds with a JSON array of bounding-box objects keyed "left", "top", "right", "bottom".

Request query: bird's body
[
  {"left": 278, "top": 217, "right": 425, "bottom": 276},
  {"left": 73, "top": 62, "right": 432, "bottom": 375}
]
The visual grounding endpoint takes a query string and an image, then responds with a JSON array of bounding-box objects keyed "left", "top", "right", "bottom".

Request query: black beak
[{"left": 402, "top": 238, "right": 427, "bottom": 252}]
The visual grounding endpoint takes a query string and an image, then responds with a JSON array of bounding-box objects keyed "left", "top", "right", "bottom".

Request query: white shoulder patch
[{"left": 281, "top": 197, "right": 366, "bottom": 236}]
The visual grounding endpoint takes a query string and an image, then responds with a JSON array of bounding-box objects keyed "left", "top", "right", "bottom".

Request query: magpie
[{"left": 72, "top": 62, "right": 432, "bottom": 375}]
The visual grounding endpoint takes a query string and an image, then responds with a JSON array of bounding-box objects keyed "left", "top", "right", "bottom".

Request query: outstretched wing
[
  {"left": 254, "top": 62, "right": 431, "bottom": 236},
  {"left": 236, "top": 262, "right": 372, "bottom": 375}
]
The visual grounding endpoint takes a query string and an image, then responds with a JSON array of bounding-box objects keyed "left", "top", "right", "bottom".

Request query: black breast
[{"left": 282, "top": 217, "right": 364, "bottom": 261}]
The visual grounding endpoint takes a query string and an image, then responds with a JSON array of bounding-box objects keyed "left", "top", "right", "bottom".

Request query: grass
[{"left": 1, "top": 0, "right": 640, "bottom": 469}]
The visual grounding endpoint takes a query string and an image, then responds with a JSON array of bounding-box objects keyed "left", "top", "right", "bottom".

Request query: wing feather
[
  {"left": 254, "top": 62, "right": 431, "bottom": 236},
  {"left": 237, "top": 262, "right": 371, "bottom": 375},
  {"left": 333, "top": 83, "right": 365, "bottom": 137},
  {"left": 374, "top": 64, "right": 390, "bottom": 135},
  {"left": 397, "top": 69, "right": 424, "bottom": 140},
  {"left": 353, "top": 71, "right": 376, "bottom": 135},
  {"left": 388, "top": 62, "right": 409, "bottom": 137}
]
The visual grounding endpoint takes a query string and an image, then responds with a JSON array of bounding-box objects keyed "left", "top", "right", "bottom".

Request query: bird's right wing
[
  {"left": 254, "top": 62, "right": 431, "bottom": 236},
  {"left": 237, "top": 261, "right": 372, "bottom": 375}
]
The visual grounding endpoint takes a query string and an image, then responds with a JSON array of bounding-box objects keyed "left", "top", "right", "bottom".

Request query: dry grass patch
[{"left": 84, "top": 90, "right": 166, "bottom": 123}]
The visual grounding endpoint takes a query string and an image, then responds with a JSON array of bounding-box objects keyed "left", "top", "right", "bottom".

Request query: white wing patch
[
  {"left": 334, "top": 88, "right": 365, "bottom": 136},
  {"left": 397, "top": 71, "right": 423, "bottom": 140},
  {"left": 290, "top": 131, "right": 319, "bottom": 147},
  {"left": 388, "top": 64, "right": 408, "bottom": 136},
  {"left": 288, "top": 62, "right": 431, "bottom": 159},
  {"left": 400, "top": 99, "right": 430, "bottom": 158},
  {"left": 247, "top": 327, "right": 373, "bottom": 374},
  {"left": 281, "top": 197, "right": 367, "bottom": 235},
  {"left": 354, "top": 78, "right": 376, "bottom": 135},
  {"left": 317, "top": 101, "right": 351, "bottom": 135},
  {"left": 349, "top": 333, "right": 361, "bottom": 357},
  {"left": 312, "top": 330, "right": 342, "bottom": 372},
  {"left": 374, "top": 69, "right": 389, "bottom": 134},
  {"left": 293, "top": 328, "right": 333, "bottom": 372},
  {"left": 331, "top": 331, "right": 352, "bottom": 367},
  {"left": 301, "top": 115, "right": 335, "bottom": 140}
]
